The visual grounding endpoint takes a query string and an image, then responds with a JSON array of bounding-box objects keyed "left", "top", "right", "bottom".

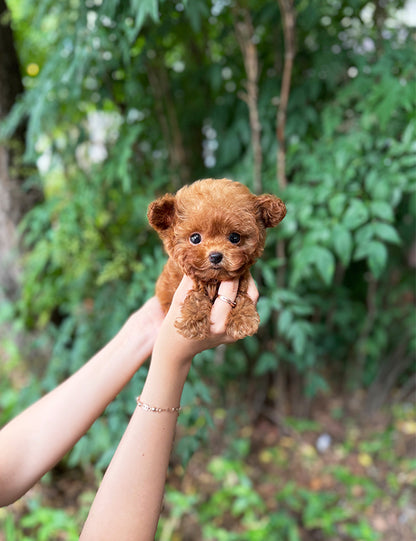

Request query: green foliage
[
  {"left": 2, "top": 0, "right": 415, "bottom": 471},
  {"left": 2, "top": 402, "right": 414, "bottom": 539},
  {"left": 156, "top": 453, "right": 383, "bottom": 540},
  {"left": 0, "top": 502, "right": 79, "bottom": 541},
  {"left": 157, "top": 407, "right": 416, "bottom": 539},
  {"left": 0, "top": 300, "right": 43, "bottom": 425}
]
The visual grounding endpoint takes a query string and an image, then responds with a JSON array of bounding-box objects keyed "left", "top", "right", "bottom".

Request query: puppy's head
[{"left": 148, "top": 178, "right": 286, "bottom": 282}]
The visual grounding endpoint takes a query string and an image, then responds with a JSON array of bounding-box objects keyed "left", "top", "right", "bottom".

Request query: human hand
[
  {"left": 119, "top": 295, "right": 165, "bottom": 365},
  {"left": 151, "top": 274, "right": 259, "bottom": 367},
  {"left": 136, "top": 296, "right": 166, "bottom": 332}
]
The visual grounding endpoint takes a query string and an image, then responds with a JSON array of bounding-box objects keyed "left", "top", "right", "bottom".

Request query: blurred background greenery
[{"left": 0, "top": 0, "right": 415, "bottom": 539}]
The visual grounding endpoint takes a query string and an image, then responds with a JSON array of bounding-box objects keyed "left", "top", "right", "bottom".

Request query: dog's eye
[
  {"left": 189, "top": 233, "right": 202, "bottom": 245},
  {"left": 228, "top": 232, "right": 241, "bottom": 244}
]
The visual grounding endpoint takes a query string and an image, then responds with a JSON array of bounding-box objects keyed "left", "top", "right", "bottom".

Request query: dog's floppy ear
[
  {"left": 147, "top": 194, "right": 177, "bottom": 232},
  {"left": 255, "top": 194, "right": 286, "bottom": 228}
]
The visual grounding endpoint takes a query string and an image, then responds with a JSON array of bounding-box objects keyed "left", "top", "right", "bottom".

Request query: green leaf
[
  {"left": 257, "top": 297, "right": 272, "bottom": 324},
  {"left": 278, "top": 309, "right": 293, "bottom": 334},
  {"left": 181, "top": 381, "right": 196, "bottom": 406},
  {"left": 314, "top": 247, "right": 336, "bottom": 285},
  {"left": 291, "top": 246, "right": 335, "bottom": 286},
  {"left": 185, "top": 0, "right": 210, "bottom": 32},
  {"left": 194, "top": 380, "right": 212, "bottom": 404},
  {"left": 287, "top": 322, "right": 308, "bottom": 355},
  {"left": 305, "top": 372, "right": 329, "bottom": 398},
  {"left": 374, "top": 222, "right": 401, "bottom": 245},
  {"left": 329, "top": 194, "right": 347, "bottom": 217},
  {"left": 261, "top": 264, "right": 277, "bottom": 288},
  {"left": 255, "top": 351, "right": 279, "bottom": 375},
  {"left": 332, "top": 224, "right": 352, "bottom": 266},
  {"left": 355, "top": 241, "right": 388, "bottom": 278},
  {"left": 343, "top": 199, "right": 369, "bottom": 230},
  {"left": 355, "top": 223, "right": 376, "bottom": 246},
  {"left": 369, "top": 201, "right": 394, "bottom": 221},
  {"left": 364, "top": 170, "right": 379, "bottom": 194},
  {"left": 402, "top": 122, "right": 415, "bottom": 146},
  {"left": 132, "top": 0, "right": 159, "bottom": 34}
]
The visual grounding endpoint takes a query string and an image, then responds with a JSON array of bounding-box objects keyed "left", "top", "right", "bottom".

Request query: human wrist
[
  {"left": 136, "top": 395, "right": 182, "bottom": 415},
  {"left": 150, "top": 347, "right": 193, "bottom": 381},
  {"left": 139, "top": 351, "right": 190, "bottom": 411},
  {"left": 151, "top": 334, "right": 194, "bottom": 373}
]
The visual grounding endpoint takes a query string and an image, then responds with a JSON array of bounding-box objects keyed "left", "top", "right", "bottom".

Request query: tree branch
[
  {"left": 272, "top": 1, "right": 296, "bottom": 415},
  {"left": 276, "top": 0, "right": 295, "bottom": 190},
  {"left": 365, "top": 342, "right": 413, "bottom": 414},
  {"left": 146, "top": 61, "right": 190, "bottom": 189},
  {"left": 234, "top": 6, "right": 263, "bottom": 194}
]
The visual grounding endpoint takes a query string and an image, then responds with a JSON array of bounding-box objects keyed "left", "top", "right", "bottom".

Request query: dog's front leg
[
  {"left": 225, "top": 294, "right": 260, "bottom": 339},
  {"left": 174, "top": 284, "right": 212, "bottom": 339},
  {"left": 225, "top": 272, "right": 260, "bottom": 339}
]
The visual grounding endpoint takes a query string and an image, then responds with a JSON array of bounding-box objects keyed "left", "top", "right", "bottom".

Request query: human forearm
[
  {"left": 80, "top": 276, "right": 254, "bottom": 540},
  {"left": 0, "top": 300, "right": 163, "bottom": 506},
  {"left": 80, "top": 355, "right": 190, "bottom": 541}
]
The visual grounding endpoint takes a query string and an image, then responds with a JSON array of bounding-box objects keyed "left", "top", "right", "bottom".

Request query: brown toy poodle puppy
[{"left": 147, "top": 178, "right": 286, "bottom": 340}]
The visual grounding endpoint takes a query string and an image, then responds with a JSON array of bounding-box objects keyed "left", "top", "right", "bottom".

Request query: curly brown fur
[{"left": 147, "top": 178, "right": 286, "bottom": 339}]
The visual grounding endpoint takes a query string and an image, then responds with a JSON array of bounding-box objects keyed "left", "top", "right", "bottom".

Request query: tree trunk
[
  {"left": 146, "top": 60, "right": 191, "bottom": 190},
  {"left": 276, "top": 0, "right": 295, "bottom": 190},
  {"left": 0, "top": 0, "right": 36, "bottom": 300},
  {"left": 234, "top": 6, "right": 263, "bottom": 195}
]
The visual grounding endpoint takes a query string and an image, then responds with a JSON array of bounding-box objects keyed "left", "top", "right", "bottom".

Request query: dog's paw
[
  {"left": 174, "top": 290, "right": 212, "bottom": 339},
  {"left": 225, "top": 295, "right": 260, "bottom": 340},
  {"left": 175, "top": 317, "right": 210, "bottom": 339}
]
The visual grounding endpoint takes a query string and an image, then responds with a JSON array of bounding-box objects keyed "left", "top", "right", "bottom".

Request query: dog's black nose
[{"left": 209, "top": 252, "right": 223, "bottom": 265}]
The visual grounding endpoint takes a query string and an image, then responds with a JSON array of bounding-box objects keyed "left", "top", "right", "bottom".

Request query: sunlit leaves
[
  {"left": 131, "top": 0, "right": 159, "bottom": 38},
  {"left": 3, "top": 0, "right": 415, "bottom": 476}
]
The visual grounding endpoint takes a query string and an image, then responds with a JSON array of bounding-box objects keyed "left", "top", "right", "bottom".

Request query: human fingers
[
  {"left": 246, "top": 274, "right": 259, "bottom": 306},
  {"left": 210, "top": 279, "right": 239, "bottom": 335}
]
